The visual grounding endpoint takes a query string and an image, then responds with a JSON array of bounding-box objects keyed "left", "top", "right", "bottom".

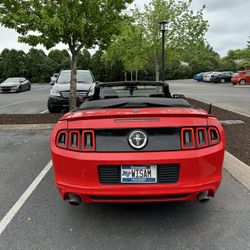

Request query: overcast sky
[{"left": 0, "top": 0, "right": 249, "bottom": 56}]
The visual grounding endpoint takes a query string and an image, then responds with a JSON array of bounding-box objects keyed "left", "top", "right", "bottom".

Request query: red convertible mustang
[{"left": 51, "top": 81, "right": 225, "bottom": 205}]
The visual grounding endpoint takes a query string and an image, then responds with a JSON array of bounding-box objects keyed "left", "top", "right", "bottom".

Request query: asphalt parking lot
[
  {"left": 170, "top": 80, "right": 250, "bottom": 117},
  {"left": 0, "top": 84, "right": 51, "bottom": 114},
  {"left": 0, "top": 80, "right": 250, "bottom": 249},
  {"left": 0, "top": 130, "right": 249, "bottom": 250},
  {"left": 1, "top": 80, "right": 250, "bottom": 116}
]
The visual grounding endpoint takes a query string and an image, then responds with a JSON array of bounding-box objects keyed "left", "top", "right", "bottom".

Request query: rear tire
[
  {"left": 239, "top": 79, "right": 246, "bottom": 85},
  {"left": 220, "top": 78, "right": 225, "bottom": 83}
]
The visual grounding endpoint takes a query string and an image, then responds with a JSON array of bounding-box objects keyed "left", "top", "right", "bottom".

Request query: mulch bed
[
  {"left": 0, "top": 114, "right": 62, "bottom": 125},
  {"left": 188, "top": 99, "right": 250, "bottom": 167},
  {"left": 0, "top": 99, "right": 249, "bottom": 166}
]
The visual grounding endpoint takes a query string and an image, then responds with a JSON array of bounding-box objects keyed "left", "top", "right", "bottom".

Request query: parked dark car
[
  {"left": 47, "top": 70, "right": 95, "bottom": 113},
  {"left": 212, "top": 72, "right": 234, "bottom": 83},
  {"left": 0, "top": 77, "right": 31, "bottom": 93}
]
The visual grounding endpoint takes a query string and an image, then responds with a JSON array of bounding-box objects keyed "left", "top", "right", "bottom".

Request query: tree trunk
[
  {"left": 69, "top": 52, "right": 77, "bottom": 110},
  {"left": 130, "top": 71, "right": 133, "bottom": 81},
  {"left": 135, "top": 69, "right": 138, "bottom": 81},
  {"left": 155, "top": 61, "right": 160, "bottom": 81}
]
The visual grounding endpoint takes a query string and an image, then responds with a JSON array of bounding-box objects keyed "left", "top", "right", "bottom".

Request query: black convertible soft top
[{"left": 79, "top": 97, "right": 191, "bottom": 110}]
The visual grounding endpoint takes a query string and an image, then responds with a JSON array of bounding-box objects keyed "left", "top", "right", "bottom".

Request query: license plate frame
[{"left": 121, "top": 165, "right": 157, "bottom": 184}]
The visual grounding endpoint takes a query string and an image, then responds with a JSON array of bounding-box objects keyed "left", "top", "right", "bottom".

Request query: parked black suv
[{"left": 47, "top": 70, "right": 95, "bottom": 113}]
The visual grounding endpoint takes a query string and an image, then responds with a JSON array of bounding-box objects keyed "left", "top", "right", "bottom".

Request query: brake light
[
  {"left": 196, "top": 128, "right": 208, "bottom": 147},
  {"left": 56, "top": 130, "right": 68, "bottom": 148},
  {"left": 181, "top": 128, "right": 195, "bottom": 149},
  {"left": 82, "top": 130, "right": 95, "bottom": 151},
  {"left": 69, "top": 130, "right": 80, "bottom": 151},
  {"left": 208, "top": 127, "right": 219, "bottom": 145},
  {"left": 181, "top": 127, "right": 220, "bottom": 150},
  {"left": 56, "top": 129, "right": 95, "bottom": 152}
]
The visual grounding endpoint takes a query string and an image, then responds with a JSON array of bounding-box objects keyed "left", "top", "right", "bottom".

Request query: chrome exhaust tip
[
  {"left": 197, "top": 191, "right": 210, "bottom": 203},
  {"left": 68, "top": 193, "right": 81, "bottom": 206}
]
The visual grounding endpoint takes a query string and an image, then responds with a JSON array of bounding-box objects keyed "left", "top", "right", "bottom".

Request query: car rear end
[
  {"left": 51, "top": 108, "right": 225, "bottom": 204},
  {"left": 231, "top": 72, "right": 241, "bottom": 85}
]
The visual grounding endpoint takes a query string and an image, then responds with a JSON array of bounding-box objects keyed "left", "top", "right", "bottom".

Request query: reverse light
[{"left": 56, "top": 130, "right": 95, "bottom": 152}]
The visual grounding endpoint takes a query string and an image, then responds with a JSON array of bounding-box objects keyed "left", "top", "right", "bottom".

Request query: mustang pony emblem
[{"left": 128, "top": 130, "right": 148, "bottom": 149}]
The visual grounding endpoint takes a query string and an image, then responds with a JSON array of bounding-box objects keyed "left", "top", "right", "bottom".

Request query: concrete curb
[
  {"left": 0, "top": 124, "right": 54, "bottom": 130},
  {"left": 192, "top": 97, "right": 250, "bottom": 118},
  {"left": 224, "top": 151, "right": 250, "bottom": 191}
]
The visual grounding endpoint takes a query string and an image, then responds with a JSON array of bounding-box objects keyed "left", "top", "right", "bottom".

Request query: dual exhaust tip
[
  {"left": 67, "top": 191, "right": 210, "bottom": 205},
  {"left": 68, "top": 193, "right": 81, "bottom": 206},
  {"left": 197, "top": 191, "right": 210, "bottom": 203}
]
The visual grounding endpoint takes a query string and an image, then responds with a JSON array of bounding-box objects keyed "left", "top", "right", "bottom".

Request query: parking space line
[
  {"left": 0, "top": 160, "right": 52, "bottom": 236},
  {"left": 40, "top": 109, "right": 48, "bottom": 114},
  {"left": 0, "top": 101, "right": 25, "bottom": 109}
]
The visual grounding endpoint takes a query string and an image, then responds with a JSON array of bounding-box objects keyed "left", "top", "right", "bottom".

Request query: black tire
[
  {"left": 47, "top": 100, "right": 61, "bottom": 113},
  {"left": 239, "top": 79, "right": 246, "bottom": 85},
  {"left": 17, "top": 85, "right": 22, "bottom": 93},
  {"left": 28, "top": 84, "right": 31, "bottom": 91}
]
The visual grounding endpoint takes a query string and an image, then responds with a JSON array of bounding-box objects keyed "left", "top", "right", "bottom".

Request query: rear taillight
[
  {"left": 181, "top": 127, "right": 220, "bottom": 150},
  {"left": 82, "top": 130, "right": 95, "bottom": 151},
  {"left": 208, "top": 127, "right": 219, "bottom": 145},
  {"left": 181, "top": 128, "right": 195, "bottom": 149},
  {"left": 56, "top": 130, "right": 68, "bottom": 148},
  {"left": 56, "top": 130, "right": 95, "bottom": 152}
]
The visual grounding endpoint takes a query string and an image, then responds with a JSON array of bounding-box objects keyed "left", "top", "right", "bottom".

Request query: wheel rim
[
  {"left": 240, "top": 80, "right": 246, "bottom": 85},
  {"left": 221, "top": 79, "right": 225, "bottom": 83}
]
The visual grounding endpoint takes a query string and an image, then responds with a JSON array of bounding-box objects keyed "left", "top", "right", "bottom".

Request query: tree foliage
[{"left": 0, "top": 0, "right": 133, "bottom": 109}]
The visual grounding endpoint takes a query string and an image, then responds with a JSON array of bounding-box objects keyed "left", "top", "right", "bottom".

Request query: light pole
[{"left": 159, "top": 21, "right": 168, "bottom": 82}]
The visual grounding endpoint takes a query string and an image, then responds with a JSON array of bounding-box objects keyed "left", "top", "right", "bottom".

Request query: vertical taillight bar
[
  {"left": 82, "top": 130, "right": 95, "bottom": 151},
  {"left": 56, "top": 130, "right": 68, "bottom": 149},
  {"left": 208, "top": 127, "right": 219, "bottom": 145},
  {"left": 196, "top": 128, "right": 208, "bottom": 148},
  {"left": 181, "top": 128, "right": 195, "bottom": 149},
  {"left": 69, "top": 130, "right": 80, "bottom": 151}
]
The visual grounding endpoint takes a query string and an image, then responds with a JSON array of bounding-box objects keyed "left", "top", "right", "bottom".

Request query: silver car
[{"left": 0, "top": 77, "right": 31, "bottom": 93}]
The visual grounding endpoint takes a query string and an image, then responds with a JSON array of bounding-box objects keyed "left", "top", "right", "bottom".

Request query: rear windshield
[
  {"left": 57, "top": 71, "right": 93, "bottom": 84},
  {"left": 99, "top": 84, "right": 165, "bottom": 99}
]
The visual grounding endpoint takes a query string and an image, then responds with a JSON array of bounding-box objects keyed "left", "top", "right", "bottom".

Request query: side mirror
[
  {"left": 50, "top": 79, "right": 56, "bottom": 85},
  {"left": 173, "top": 94, "right": 185, "bottom": 99}
]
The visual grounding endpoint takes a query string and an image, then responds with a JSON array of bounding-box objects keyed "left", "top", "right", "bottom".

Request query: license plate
[{"left": 121, "top": 165, "right": 157, "bottom": 183}]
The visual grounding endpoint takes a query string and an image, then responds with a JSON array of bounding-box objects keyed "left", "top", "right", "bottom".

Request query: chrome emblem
[{"left": 128, "top": 130, "right": 148, "bottom": 149}]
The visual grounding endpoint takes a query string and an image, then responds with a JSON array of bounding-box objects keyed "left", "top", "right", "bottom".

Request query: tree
[
  {"left": 0, "top": 0, "right": 133, "bottom": 110},
  {"left": 26, "top": 48, "right": 47, "bottom": 82},
  {"left": 106, "top": 23, "right": 147, "bottom": 80},
  {"left": 78, "top": 49, "right": 91, "bottom": 70},
  {"left": 141, "top": 0, "right": 208, "bottom": 80},
  {"left": 1, "top": 49, "right": 27, "bottom": 78},
  {"left": 48, "top": 49, "right": 70, "bottom": 72}
]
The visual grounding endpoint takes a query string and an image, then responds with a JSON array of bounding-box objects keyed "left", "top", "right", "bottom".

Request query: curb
[
  {"left": 192, "top": 97, "right": 250, "bottom": 118},
  {"left": 224, "top": 151, "right": 250, "bottom": 191},
  {"left": 0, "top": 124, "right": 54, "bottom": 130}
]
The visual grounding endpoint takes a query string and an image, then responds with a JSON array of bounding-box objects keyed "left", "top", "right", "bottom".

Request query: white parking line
[
  {"left": 40, "top": 109, "right": 48, "bottom": 114},
  {"left": 0, "top": 160, "right": 52, "bottom": 236},
  {"left": 0, "top": 101, "right": 25, "bottom": 109}
]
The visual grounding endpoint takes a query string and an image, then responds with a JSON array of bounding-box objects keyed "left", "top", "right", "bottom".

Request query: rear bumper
[
  {"left": 51, "top": 143, "right": 225, "bottom": 203},
  {"left": 48, "top": 96, "right": 83, "bottom": 108}
]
